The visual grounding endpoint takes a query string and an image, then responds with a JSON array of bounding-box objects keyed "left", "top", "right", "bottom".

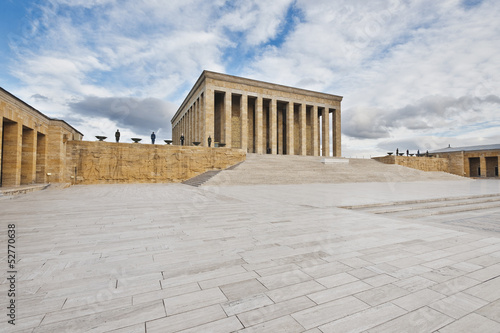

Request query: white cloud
[{"left": 3, "top": 0, "right": 499, "bottom": 155}]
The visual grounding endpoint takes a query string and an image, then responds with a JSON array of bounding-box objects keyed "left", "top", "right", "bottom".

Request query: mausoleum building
[{"left": 171, "top": 71, "right": 343, "bottom": 157}]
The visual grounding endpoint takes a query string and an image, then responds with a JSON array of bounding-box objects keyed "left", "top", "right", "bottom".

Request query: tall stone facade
[
  {"left": 171, "top": 71, "right": 343, "bottom": 157},
  {"left": 0, "top": 87, "right": 83, "bottom": 186}
]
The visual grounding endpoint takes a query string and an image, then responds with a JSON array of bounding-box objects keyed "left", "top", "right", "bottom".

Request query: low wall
[
  {"left": 372, "top": 155, "right": 449, "bottom": 173},
  {"left": 66, "top": 141, "right": 246, "bottom": 184}
]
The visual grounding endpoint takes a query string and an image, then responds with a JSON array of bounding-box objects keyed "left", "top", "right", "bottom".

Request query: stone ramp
[{"left": 203, "top": 153, "right": 465, "bottom": 186}]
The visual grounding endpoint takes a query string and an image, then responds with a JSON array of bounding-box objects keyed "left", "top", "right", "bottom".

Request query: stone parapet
[
  {"left": 373, "top": 155, "right": 449, "bottom": 173},
  {"left": 67, "top": 141, "right": 246, "bottom": 184}
]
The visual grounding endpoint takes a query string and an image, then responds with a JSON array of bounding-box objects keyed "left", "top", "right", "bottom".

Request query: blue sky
[{"left": 1, "top": 0, "right": 499, "bottom": 157}]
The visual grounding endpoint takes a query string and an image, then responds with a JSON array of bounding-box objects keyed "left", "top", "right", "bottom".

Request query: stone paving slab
[{"left": 0, "top": 180, "right": 500, "bottom": 332}]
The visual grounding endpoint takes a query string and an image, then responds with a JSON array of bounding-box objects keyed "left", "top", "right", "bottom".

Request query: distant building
[
  {"left": 171, "top": 71, "right": 342, "bottom": 156},
  {"left": 0, "top": 87, "right": 83, "bottom": 186},
  {"left": 432, "top": 144, "right": 500, "bottom": 177}
]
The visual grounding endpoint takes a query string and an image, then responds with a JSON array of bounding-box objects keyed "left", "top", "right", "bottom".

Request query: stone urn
[
  {"left": 164, "top": 140, "right": 173, "bottom": 145},
  {"left": 95, "top": 136, "right": 107, "bottom": 141},
  {"left": 218, "top": 143, "right": 226, "bottom": 147},
  {"left": 131, "top": 138, "right": 142, "bottom": 143},
  {"left": 192, "top": 141, "right": 201, "bottom": 146}
]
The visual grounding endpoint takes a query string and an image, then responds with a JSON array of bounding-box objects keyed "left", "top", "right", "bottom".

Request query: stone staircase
[
  {"left": 341, "top": 193, "right": 500, "bottom": 233},
  {"left": 203, "top": 153, "right": 463, "bottom": 186},
  {"left": 182, "top": 170, "right": 222, "bottom": 187}
]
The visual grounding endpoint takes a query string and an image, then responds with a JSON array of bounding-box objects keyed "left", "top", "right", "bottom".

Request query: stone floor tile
[
  {"left": 40, "top": 296, "right": 132, "bottom": 326},
  {"left": 393, "top": 276, "right": 437, "bottom": 292},
  {"left": 466, "top": 255, "right": 500, "bottom": 267},
  {"left": 163, "top": 288, "right": 227, "bottom": 315},
  {"left": 363, "top": 274, "right": 398, "bottom": 287},
  {"left": 160, "top": 265, "right": 248, "bottom": 288},
  {"left": 385, "top": 256, "right": 426, "bottom": 269},
  {"left": 391, "top": 288, "right": 445, "bottom": 311},
  {"left": 450, "top": 261, "right": 483, "bottom": 273},
  {"left": 132, "top": 282, "right": 200, "bottom": 305},
  {"left": 221, "top": 293, "right": 274, "bottom": 316},
  {"left": 307, "top": 280, "right": 372, "bottom": 304},
  {"left": 257, "top": 269, "right": 312, "bottom": 289},
  {"left": 476, "top": 299, "right": 500, "bottom": 323},
  {"left": 237, "top": 296, "right": 314, "bottom": 327},
  {"left": 348, "top": 267, "right": 379, "bottom": 279},
  {"left": 429, "top": 292, "right": 488, "bottom": 319},
  {"left": 318, "top": 302, "right": 407, "bottom": 333},
  {"left": 463, "top": 276, "right": 500, "bottom": 302},
  {"left": 291, "top": 296, "right": 369, "bottom": 330},
  {"left": 238, "top": 315, "right": 305, "bottom": 333},
  {"left": 466, "top": 263, "right": 500, "bottom": 282},
  {"left": 266, "top": 280, "right": 325, "bottom": 303},
  {"left": 315, "top": 272, "right": 359, "bottom": 288},
  {"left": 32, "top": 300, "right": 165, "bottom": 333},
  {"left": 220, "top": 278, "right": 268, "bottom": 301},
  {"left": 421, "top": 266, "right": 466, "bottom": 283},
  {"left": 255, "top": 263, "right": 301, "bottom": 276},
  {"left": 366, "top": 306, "right": 453, "bottom": 333},
  {"left": 176, "top": 316, "right": 243, "bottom": 333},
  {"left": 437, "top": 313, "right": 500, "bottom": 333},
  {"left": 422, "top": 258, "right": 456, "bottom": 269},
  {"left": 146, "top": 304, "right": 226, "bottom": 333},
  {"left": 339, "top": 257, "right": 372, "bottom": 268},
  {"left": 300, "top": 261, "right": 352, "bottom": 279},
  {"left": 388, "top": 265, "right": 433, "bottom": 279},
  {"left": 430, "top": 276, "right": 480, "bottom": 296},
  {"left": 354, "top": 284, "right": 409, "bottom": 306},
  {"left": 105, "top": 323, "right": 145, "bottom": 333},
  {"left": 415, "top": 250, "right": 452, "bottom": 262},
  {"left": 199, "top": 271, "right": 260, "bottom": 289}
]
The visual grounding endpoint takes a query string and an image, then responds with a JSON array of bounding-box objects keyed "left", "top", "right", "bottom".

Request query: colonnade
[{"left": 172, "top": 89, "right": 341, "bottom": 157}]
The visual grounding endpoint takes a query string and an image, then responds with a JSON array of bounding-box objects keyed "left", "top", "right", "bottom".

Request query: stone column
[
  {"left": 240, "top": 94, "right": 248, "bottom": 152},
  {"left": 480, "top": 156, "right": 487, "bottom": 178},
  {"left": 204, "top": 88, "right": 215, "bottom": 147},
  {"left": 322, "top": 107, "right": 330, "bottom": 157},
  {"left": 311, "top": 105, "right": 319, "bottom": 156},
  {"left": 299, "top": 103, "right": 306, "bottom": 156},
  {"left": 224, "top": 91, "right": 232, "bottom": 148},
  {"left": 21, "top": 127, "right": 37, "bottom": 184},
  {"left": 278, "top": 107, "right": 283, "bottom": 154},
  {"left": 0, "top": 117, "right": 3, "bottom": 180},
  {"left": 286, "top": 102, "right": 294, "bottom": 155},
  {"left": 255, "top": 97, "right": 263, "bottom": 154},
  {"left": 332, "top": 106, "right": 341, "bottom": 157},
  {"left": 195, "top": 98, "right": 199, "bottom": 142},
  {"left": 2, "top": 121, "right": 22, "bottom": 186},
  {"left": 36, "top": 132, "right": 47, "bottom": 183},
  {"left": 270, "top": 99, "right": 277, "bottom": 154}
]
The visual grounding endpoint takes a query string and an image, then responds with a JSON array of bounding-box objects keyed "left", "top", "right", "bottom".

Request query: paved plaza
[{"left": 2, "top": 179, "right": 500, "bottom": 332}]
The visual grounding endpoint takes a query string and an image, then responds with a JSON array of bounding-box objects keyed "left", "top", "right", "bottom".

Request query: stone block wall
[
  {"left": 67, "top": 141, "right": 246, "bottom": 184},
  {"left": 373, "top": 155, "right": 450, "bottom": 173}
]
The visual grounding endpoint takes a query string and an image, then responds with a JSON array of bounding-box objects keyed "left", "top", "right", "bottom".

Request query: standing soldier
[
  {"left": 151, "top": 132, "right": 156, "bottom": 144},
  {"left": 115, "top": 129, "right": 120, "bottom": 142},
  {"left": 180, "top": 133, "right": 185, "bottom": 146}
]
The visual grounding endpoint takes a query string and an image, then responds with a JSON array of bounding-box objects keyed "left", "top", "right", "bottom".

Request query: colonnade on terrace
[{"left": 171, "top": 71, "right": 342, "bottom": 157}]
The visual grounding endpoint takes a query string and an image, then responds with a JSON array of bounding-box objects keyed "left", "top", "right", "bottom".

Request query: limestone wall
[
  {"left": 373, "top": 155, "right": 449, "bottom": 173},
  {"left": 66, "top": 141, "right": 246, "bottom": 184}
]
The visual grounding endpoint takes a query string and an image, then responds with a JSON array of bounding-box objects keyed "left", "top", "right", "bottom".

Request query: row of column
[
  {"left": 173, "top": 93, "right": 205, "bottom": 146},
  {"left": 172, "top": 89, "right": 341, "bottom": 157},
  {"left": 0, "top": 117, "right": 48, "bottom": 186}
]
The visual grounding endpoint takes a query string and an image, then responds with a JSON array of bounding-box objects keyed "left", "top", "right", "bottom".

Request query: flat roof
[
  {"left": 172, "top": 70, "right": 343, "bottom": 123},
  {"left": 0, "top": 86, "right": 84, "bottom": 136},
  {"left": 431, "top": 143, "right": 500, "bottom": 153}
]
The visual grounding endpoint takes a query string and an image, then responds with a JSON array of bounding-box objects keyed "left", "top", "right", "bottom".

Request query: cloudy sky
[{"left": 1, "top": 0, "right": 499, "bottom": 157}]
